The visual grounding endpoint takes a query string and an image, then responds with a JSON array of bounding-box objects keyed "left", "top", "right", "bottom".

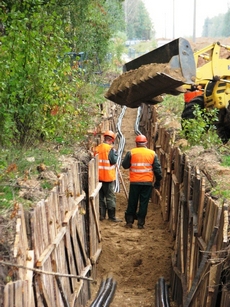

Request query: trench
[{"left": 87, "top": 106, "right": 175, "bottom": 307}]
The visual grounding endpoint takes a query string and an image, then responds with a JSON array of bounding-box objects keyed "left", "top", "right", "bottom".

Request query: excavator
[{"left": 105, "top": 37, "right": 230, "bottom": 143}]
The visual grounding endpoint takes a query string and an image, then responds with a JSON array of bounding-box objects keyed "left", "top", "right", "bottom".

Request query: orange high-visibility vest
[
  {"left": 95, "top": 143, "right": 116, "bottom": 182},
  {"left": 129, "top": 147, "right": 155, "bottom": 182}
]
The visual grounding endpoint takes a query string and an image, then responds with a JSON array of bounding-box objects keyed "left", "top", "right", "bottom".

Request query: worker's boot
[
  {"left": 108, "top": 208, "right": 122, "bottom": 222},
  {"left": 99, "top": 206, "right": 106, "bottom": 221},
  {"left": 137, "top": 217, "right": 145, "bottom": 229},
  {"left": 125, "top": 213, "right": 134, "bottom": 228}
]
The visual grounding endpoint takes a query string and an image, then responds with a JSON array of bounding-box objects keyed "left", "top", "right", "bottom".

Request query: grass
[
  {"left": 212, "top": 184, "right": 230, "bottom": 200},
  {"left": 0, "top": 143, "right": 69, "bottom": 211},
  {"left": 221, "top": 155, "right": 230, "bottom": 167}
]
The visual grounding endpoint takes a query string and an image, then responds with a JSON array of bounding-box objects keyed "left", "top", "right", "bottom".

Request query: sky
[{"left": 143, "top": 0, "right": 230, "bottom": 39}]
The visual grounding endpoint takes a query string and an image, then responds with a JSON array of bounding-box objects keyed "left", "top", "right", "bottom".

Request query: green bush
[{"left": 180, "top": 105, "right": 221, "bottom": 148}]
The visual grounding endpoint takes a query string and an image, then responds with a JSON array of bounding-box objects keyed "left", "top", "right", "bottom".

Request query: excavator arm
[{"left": 105, "top": 38, "right": 196, "bottom": 108}]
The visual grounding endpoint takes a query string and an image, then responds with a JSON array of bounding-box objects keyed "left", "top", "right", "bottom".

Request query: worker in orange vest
[
  {"left": 94, "top": 130, "right": 122, "bottom": 222},
  {"left": 122, "top": 134, "right": 162, "bottom": 229}
]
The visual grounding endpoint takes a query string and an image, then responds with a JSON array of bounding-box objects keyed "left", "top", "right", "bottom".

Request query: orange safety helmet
[
  {"left": 135, "top": 134, "right": 147, "bottom": 143},
  {"left": 104, "top": 130, "right": 116, "bottom": 140}
]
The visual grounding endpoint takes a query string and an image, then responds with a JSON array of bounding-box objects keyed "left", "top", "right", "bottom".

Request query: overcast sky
[{"left": 143, "top": 0, "right": 230, "bottom": 39}]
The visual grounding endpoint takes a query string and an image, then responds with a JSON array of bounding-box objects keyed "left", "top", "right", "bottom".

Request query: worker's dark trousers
[
  {"left": 125, "top": 184, "right": 152, "bottom": 226},
  {"left": 99, "top": 181, "right": 116, "bottom": 219}
]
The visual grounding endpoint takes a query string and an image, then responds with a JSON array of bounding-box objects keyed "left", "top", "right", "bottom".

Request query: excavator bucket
[{"left": 105, "top": 37, "right": 196, "bottom": 108}]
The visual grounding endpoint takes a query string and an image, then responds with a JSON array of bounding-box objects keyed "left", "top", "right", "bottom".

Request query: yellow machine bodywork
[
  {"left": 105, "top": 38, "right": 230, "bottom": 111},
  {"left": 187, "top": 42, "right": 230, "bottom": 110}
]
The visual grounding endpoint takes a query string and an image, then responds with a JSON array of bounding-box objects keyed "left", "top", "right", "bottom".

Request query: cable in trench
[{"left": 89, "top": 274, "right": 117, "bottom": 307}]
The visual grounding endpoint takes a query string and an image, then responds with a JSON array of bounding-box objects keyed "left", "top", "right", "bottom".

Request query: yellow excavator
[{"left": 105, "top": 38, "right": 230, "bottom": 143}]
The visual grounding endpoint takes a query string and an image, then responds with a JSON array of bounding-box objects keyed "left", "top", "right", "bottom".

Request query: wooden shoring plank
[
  {"left": 206, "top": 261, "right": 223, "bottom": 306},
  {"left": 173, "top": 197, "right": 181, "bottom": 268},
  {"left": 166, "top": 150, "right": 171, "bottom": 174},
  {"left": 186, "top": 216, "right": 193, "bottom": 292},
  {"left": 56, "top": 238, "right": 71, "bottom": 302},
  {"left": 45, "top": 194, "right": 57, "bottom": 244},
  {"left": 89, "top": 197, "right": 102, "bottom": 242},
  {"left": 180, "top": 200, "right": 185, "bottom": 274},
  {"left": 14, "top": 204, "right": 29, "bottom": 279},
  {"left": 161, "top": 172, "right": 171, "bottom": 221},
  {"left": 58, "top": 173, "right": 68, "bottom": 221},
  {"left": 192, "top": 166, "right": 201, "bottom": 214},
  {"left": 206, "top": 199, "right": 219, "bottom": 241},
  {"left": 70, "top": 280, "right": 83, "bottom": 307},
  {"left": 40, "top": 199, "right": 50, "bottom": 250},
  {"left": 164, "top": 130, "right": 171, "bottom": 153},
  {"left": 183, "top": 195, "right": 189, "bottom": 278},
  {"left": 188, "top": 229, "right": 196, "bottom": 291},
  {"left": 163, "top": 130, "right": 169, "bottom": 152},
  {"left": 215, "top": 205, "right": 225, "bottom": 252},
  {"left": 171, "top": 171, "right": 179, "bottom": 236},
  {"left": 14, "top": 217, "right": 22, "bottom": 258},
  {"left": 171, "top": 265, "right": 187, "bottom": 305},
  {"left": 88, "top": 159, "right": 96, "bottom": 196},
  {"left": 35, "top": 273, "right": 53, "bottom": 307},
  {"left": 75, "top": 215, "right": 90, "bottom": 268},
  {"left": 36, "top": 227, "right": 66, "bottom": 267},
  {"left": 196, "top": 236, "right": 207, "bottom": 251},
  {"left": 158, "top": 170, "right": 165, "bottom": 217},
  {"left": 204, "top": 198, "right": 217, "bottom": 244},
  {"left": 25, "top": 250, "right": 35, "bottom": 307},
  {"left": 33, "top": 200, "right": 46, "bottom": 259},
  {"left": 91, "top": 245, "right": 102, "bottom": 265},
  {"left": 62, "top": 192, "right": 86, "bottom": 226},
  {"left": 184, "top": 159, "right": 191, "bottom": 204},
  {"left": 89, "top": 182, "right": 102, "bottom": 200},
  {"left": 48, "top": 188, "right": 62, "bottom": 240},
  {"left": 197, "top": 177, "right": 205, "bottom": 237},
  {"left": 51, "top": 259, "right": 70, "bottom": 307},
  {"left": 159, "top": 150, "right": 166, "bottom": 174},
  {"left": 172, "top": 171, "right": 179, "bottom": 185},
  {"left": 3, "top": 282, "right": 12, "bottom": 307},
  {"left": 169, "top": 179, "right": 175, "bottom": 235},
  {"left": 188, "top": 261, "right": 211, "bottom": 307},
  {"left": 173, "top": 147, "right": 180, "bottom": 180},
  {"left": 15, "top": 280, "right": 23, "bottom": 307},
  {"left": 220, "top": 286, "right": 230, "bottom": 307},
  {"left": 202, "top": 196, "right": 211, "bottom": 243},
  {"left": 223, "top": 204, "right": 229, "bottom": 244},
  {"left": 22, "top": 280, "right": 29, "bottom": 307},
  {"left": 66, "top": 164, "right": 74, "bottom": 211},
  {"left": 183, "top": 227, "right": 218, "bottom": 307},
  {"left": 157, "top": 127, "right": 164, "bottom": 149},
  {"left": 43, "top": 254, "right": 60, "bottom": 307},
  {"left": 64, "top": 227, "right": 77, "bottom": 292},
  {"left": 73, "top": 162, "right": 82, "bottom": 197},
  {"left": 70, "top": 216, "right": 85, "bottom": 273}
]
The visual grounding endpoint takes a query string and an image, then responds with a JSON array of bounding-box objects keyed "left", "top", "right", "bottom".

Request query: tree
[
  {"left": 124, "top": 0, "right": 154, "bottom": 40},
  {"left": 222, "top": 9, "right": 230, "bottom": 37},
  {"left": 0, "top": 0, "right": 125, "bottom": 147},
  {"left": 201, "top": 8, "right": 230, "bottom": 38}
]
